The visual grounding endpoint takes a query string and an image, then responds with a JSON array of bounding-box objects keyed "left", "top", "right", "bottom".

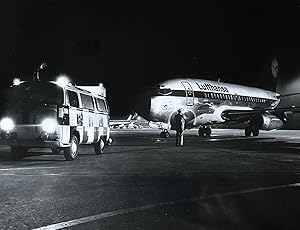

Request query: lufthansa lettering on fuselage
[{"left": 197, "top": 83, "right": 229, "bottom": 93}]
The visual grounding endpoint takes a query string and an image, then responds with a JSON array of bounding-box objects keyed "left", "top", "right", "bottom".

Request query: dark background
[{"left": 0, "top": 1, "right": 300, "bottom": 118}]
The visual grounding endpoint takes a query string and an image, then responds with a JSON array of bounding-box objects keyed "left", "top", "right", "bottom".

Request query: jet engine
[{"left": 258, "top": 114, "right": 284, "bottom": 131}]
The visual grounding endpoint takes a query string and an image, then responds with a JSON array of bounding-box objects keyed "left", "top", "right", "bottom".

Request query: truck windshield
[{"left": 8, "top": 82, "right": 63, "bottom": 106}]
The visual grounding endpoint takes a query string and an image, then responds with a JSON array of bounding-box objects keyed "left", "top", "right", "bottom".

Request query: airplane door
[{"left": 181, "top": 81, "right": 194, "bottom": 106}]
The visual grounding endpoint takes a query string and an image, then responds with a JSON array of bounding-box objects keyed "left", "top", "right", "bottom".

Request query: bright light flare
[
  {"left": 56, "top": 75, "right": 70, "bottom": 87},
  {"left": 0, "top": 117, "right": 15, "bottom": 131},
  {"left": 13, "top": 78, "right": 21, "bottom": 86},
  {"left": 41, "top": 118, "right": 57, "bottom": 133}
]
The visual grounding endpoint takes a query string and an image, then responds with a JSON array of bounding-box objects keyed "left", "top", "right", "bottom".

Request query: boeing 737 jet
[{"left": 135, "top": 78, "right": 297, "bottom": 138}]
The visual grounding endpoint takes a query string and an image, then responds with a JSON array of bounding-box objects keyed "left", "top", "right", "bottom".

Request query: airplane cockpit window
[{"left": 157, "top": 87, "right": 172, "bottom": 95}]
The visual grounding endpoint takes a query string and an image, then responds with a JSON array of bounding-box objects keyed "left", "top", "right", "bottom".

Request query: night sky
[{"left": 0, "top": 1, "right": 299, "bottom": 118}]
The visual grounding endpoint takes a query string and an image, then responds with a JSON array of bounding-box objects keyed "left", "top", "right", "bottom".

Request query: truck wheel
[
  {"left": 64, "top": 135, "right": 79, "bottom": 161},
  {"left": 10, "top": 146, "right": 27, "bottom": 160},
  {"left": 94, "top": 138, "right": 105, "bottom": 155}
]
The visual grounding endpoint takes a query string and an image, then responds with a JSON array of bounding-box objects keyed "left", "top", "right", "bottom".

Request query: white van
[{"left": 0, "top": 79, "right": 110, "bottom": 160}]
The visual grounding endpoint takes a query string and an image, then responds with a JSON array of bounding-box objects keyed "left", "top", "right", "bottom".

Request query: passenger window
[
  {"left": 67, "top": 90, "right": 79, "bottom": 108},
  {"left": 96, "top": 98, "right": 107, "bottom": 112},
  {"left": 80, "top": 94, "right": 94, "bottom": 110}
]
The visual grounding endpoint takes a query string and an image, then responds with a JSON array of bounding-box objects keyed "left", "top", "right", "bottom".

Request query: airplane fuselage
[{"left": 137, "top": 78, "right": 280, "bottom": 130}]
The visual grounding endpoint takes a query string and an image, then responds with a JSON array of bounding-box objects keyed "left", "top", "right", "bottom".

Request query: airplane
[
  {"left": 134, "top": 78, "right": 300, "bottom": 138},
  {"left": 109, "top": 113, "right": 144, "bottom": 129},
  {"left": 109, "top": 114, "right": 133, "bottom": 129}
]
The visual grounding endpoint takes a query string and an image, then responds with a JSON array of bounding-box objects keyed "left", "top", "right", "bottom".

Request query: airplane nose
[{"left": 134, "top": 91, "right": 151, "bottom": 120}]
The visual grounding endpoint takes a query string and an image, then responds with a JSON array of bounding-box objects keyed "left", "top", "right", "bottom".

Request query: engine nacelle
[{"left": 260, "top": 114, "right": 284, "bottom": 131}]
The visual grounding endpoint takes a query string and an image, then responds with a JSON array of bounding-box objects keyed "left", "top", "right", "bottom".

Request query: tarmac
[{"left": 0, "top": 128, "right": 300, "bottom": 229}]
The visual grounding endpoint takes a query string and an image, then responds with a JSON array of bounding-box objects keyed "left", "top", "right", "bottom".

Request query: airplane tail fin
[
  {"left": 255, "top": 55, "right": 279, "bottom": 93},
  {"left": 257, "top": 35, "right": 300, "bottom": 96},
  {"left": 126, "top": 114, "right": 132, "bottom": 121},
  {"left": 126, "top": 112, "right": 138, "bottom": 121}
]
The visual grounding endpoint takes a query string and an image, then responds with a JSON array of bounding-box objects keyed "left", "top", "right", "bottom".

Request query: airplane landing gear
[
  {"left": 245, "top": 127, "right": 252, "bottom": 137},
  {"left": 198, "top": 126, "right": 211, "bottom": 137},
  {"left": 160, "top": 130, "right": 170, "bottom": 138},
  {"left": 244, "top": 126, "right": 260, "bottom": 137}
]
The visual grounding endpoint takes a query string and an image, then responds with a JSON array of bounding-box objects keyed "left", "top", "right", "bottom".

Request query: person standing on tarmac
[{"left": 174, "top": 108, "right": 186, "bottom": 146}]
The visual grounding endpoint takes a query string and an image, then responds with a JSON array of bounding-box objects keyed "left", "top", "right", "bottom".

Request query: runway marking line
[
  {"left": 0, "top": 166, "right": 62, "bottom": 171},
  {"left": 32, "top": 182, "right": 300, "bottom": 230}
]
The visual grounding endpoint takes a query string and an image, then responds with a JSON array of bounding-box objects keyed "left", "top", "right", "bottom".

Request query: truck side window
[
  {"left": 67, "top": 90, "right": 79, "bottom": 108},
  {"left": 96, "top": 98, "right": 107, "bottom": 112},
  {"left": 80, "top": 94, "right": 94, "bottom": 110}
]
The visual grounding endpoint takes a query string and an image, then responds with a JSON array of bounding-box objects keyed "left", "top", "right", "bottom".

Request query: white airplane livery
[{"left": 135, "top": 78, "right": 289, "bottom": 138}]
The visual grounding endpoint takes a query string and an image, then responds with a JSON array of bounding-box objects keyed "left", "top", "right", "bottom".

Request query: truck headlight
[
  {"left": 41, "top": 118, "right": 57, "bottom": 133},
  {"left": 0, "top": 117, "right": 15, "bottom": 131}
]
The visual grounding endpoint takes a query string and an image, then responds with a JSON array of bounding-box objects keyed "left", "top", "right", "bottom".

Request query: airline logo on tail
[{"left": 271, "top": 57, "right": 279, "bottom": 79}]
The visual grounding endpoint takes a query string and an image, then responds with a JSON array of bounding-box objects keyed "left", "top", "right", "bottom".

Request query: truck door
[{"left": 181, "top": 81, "right": 194, "bottom": 106}]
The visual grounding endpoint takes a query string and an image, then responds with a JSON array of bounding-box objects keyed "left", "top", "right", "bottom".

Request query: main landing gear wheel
[
  {"left": 252, "top": 128, "right": 260, "bottom": 136},
  {"left": 198, "top": 127, "right": 211, "bottom": 137},
  {"left": 160, "top": 130, "right": 170, "bottom": 138},
  {"left": 94, "top": 138, "right": 105, "bottom": 155},
  {"left": 245, "top": 127, "right": 252, "bottom": 137},
  {"left": 64, "top": 135, "right": 79, "bottom": 161},
  {"left": 10, "top": 146, "right": 27, "bottom": 160},
  {"left": 244, "top": 127, "right": 260, "bottom": 137}
]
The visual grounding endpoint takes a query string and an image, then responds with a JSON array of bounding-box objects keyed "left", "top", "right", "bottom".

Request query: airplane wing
[
  {"left": 109, "top": 113, "right": 140, "bottom": 128},
  {"left": 221, "top": 106, "right": 300, "bottom": 121},
  {"left": 109, "top": 120, "right": 131, "bottom": 127}
]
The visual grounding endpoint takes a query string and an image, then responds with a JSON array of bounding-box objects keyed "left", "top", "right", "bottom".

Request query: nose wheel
[
  {"left": 160, "top": 130, "right": 170, "bottom": 138},
  {"left": 198, "top": 126, "right": 211, "bottom": 137}
]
